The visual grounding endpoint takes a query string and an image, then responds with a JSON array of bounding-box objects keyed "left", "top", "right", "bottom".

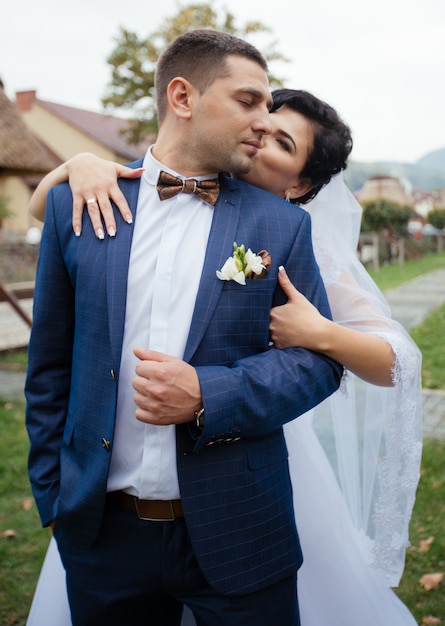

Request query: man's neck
[{"left": 152, "top": 128, "right": 215, "bottom": 177}]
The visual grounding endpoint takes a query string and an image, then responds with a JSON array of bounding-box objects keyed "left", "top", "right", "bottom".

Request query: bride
[{"left": 26, "top": 89, "right": 422, "bottom": 625}]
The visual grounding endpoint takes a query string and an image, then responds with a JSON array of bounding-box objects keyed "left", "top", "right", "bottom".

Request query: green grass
[
  {"left": 0, "top": 400, "right": 49, "bottom": 626},
  {"left": 396, "top": 439, "right": 445, "bottom": 624},
  {"left": 411, "top": 304, "right": 445, "bottom": 389},
  {"left": 0, "top": 348, "right": 28, "bottom": 372},
  {"left": 368, "top": 251, "right": 445, "bottom": 291}
]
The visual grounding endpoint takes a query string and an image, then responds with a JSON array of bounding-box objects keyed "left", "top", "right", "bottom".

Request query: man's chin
[{"left": 231, "top": 158, "right": 254, "bottom": 177}]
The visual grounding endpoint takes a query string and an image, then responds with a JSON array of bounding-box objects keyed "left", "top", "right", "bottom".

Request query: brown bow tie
[{"left": 157, "top": 171, "right": 220, "bottom": 206}]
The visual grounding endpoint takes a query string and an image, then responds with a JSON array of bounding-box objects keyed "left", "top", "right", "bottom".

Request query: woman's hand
[
  {"left": 270, "top": 266, "right": 330, "bottom": 351},
  {"left": 271, "top": 267, "right": 395, "bottom": 386},
  {"left": 68, "top": 153, "right": 143, "bottom": 238},
  {"left": 28, "top": 153, "right": 143, "bottom": 238}
]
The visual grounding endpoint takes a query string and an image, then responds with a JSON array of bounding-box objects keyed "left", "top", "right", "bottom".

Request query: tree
[
  {"left": 361, "top": 199, "right": 411, "bottom": 235},
  {"left": 427, "top": 207, "right": 445, "bottom": 231},
  {"left": 427, "top": 207, "right": 445, "bottom": 252},
  {"left": 101, "top": 2, "right": 289, "bottom": 144},
  {"left": 360, "top": 199, "right": 411, "bottom": 265}
]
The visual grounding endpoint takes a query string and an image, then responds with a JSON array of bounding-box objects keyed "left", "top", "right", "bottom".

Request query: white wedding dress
[{"left": 27, "top": 175, "right": 422, "bottom": 626}]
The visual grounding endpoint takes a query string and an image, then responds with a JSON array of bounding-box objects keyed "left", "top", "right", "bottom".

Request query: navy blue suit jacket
[{"left": 26, "top": 162, "right": 343, "bottom": 596}]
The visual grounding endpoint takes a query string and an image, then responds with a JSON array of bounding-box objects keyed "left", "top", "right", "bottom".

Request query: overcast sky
[{"left": 1, "top": 0, "right": 443, "bottom": 163}]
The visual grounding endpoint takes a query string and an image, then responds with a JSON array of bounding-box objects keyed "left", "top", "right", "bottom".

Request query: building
[
  {"left": 15, "top": 90, "right": 151, "bottom": 165},
  {"left": 357, "top": 175, "right": 412, "bottom": 206},
  {"left": 0, "top": 85, "right": 152, "bottom": 235},
  {"left": 0, "top": 85, "right": 59, "bottom": 233}
]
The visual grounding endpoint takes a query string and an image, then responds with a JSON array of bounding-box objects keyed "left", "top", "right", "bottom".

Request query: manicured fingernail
[
  {"left": 108, "top": 227, "right": 116, "bottom": 237},
  {"left": 126, "top": 215, "right": 133, "bottom": 224},
  {"left": 278, "top": 265, "right": 284, "bottom": 272},
  {"left": 97, "top": 228, "right": 105, "bottom": 240},
  {"left": 74, "top": 226, "right": 81, "bottom": 237}
]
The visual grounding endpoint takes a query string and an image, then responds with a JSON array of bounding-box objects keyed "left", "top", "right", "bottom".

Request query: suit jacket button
[{"left": 102, "top": 438, "right": 111, "bottom": 451}]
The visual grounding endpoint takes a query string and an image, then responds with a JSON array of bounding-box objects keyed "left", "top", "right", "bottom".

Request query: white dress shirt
[{"left": 107, "top": 147, "right": 215, "bottom": 499}]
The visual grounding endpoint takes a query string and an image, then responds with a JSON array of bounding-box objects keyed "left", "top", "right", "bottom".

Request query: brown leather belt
[{"left": 107, "top": 491, "right": 183, "bottom": 521}]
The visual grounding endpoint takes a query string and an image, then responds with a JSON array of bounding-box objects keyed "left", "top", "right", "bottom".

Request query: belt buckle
[{"left": 133, "top": 497, "right": 176, "bottom": 522}]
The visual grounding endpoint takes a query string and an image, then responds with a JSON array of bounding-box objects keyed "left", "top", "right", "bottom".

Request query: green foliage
[
  {"left": 0, "top": 193, "right": 14, "bottom": 225},
  {"left": 427, "top": 207, "right": 445, "bottom": 231},
  {"left": 101, "top": 1, "right": 289, "bottom": 144},
  {"left": 361, "top": 199, "right": 411, "bottom": 235}
]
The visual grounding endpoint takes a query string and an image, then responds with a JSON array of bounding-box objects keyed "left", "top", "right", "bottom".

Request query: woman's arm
[
  {"left": 270, "top": 267, "right": 395, "bottom": 386},
  {"left": 29, "top": 153, "right": 143, "bottom": 238},
  {"left": 29, "top": 162, "right": 70, "bottom": 222}
]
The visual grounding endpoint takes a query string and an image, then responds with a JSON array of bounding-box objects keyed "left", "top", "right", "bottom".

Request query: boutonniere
[{"left": 216, "top": 242, "right": 271, "bottom": 285}]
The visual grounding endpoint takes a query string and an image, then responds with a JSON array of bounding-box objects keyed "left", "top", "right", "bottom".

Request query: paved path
[
  {"left": 1, "top": 270, "right": 445, "bottom": 438},
  {"left": 384, "top": 268, "right": 445, "bottom": 331}
]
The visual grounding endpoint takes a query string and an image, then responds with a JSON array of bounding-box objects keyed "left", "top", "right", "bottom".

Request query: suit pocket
[
  {"left": 220, "top": 277, "right": 272, "bottom": 293},
  {"left": 216, "top": 278, "right": 274, "bottom": 341}
]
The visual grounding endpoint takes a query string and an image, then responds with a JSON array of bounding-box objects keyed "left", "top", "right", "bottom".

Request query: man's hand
[{"left": 132, "top": 348, "right": 202, "bottom": 425}]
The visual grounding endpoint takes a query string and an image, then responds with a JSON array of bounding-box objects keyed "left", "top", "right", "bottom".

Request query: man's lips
[{"left": 243, "top": 141, "right": 261, "bottom": 156}]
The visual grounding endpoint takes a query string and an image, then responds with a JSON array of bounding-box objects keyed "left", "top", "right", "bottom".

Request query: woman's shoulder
[{"left": 220, "top": 175, "right": 308, "bottom": 220}]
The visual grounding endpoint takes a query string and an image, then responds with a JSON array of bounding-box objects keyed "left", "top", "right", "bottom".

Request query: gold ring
[{"left": 86, "top": 198, "right": 97, "bottom": 205}]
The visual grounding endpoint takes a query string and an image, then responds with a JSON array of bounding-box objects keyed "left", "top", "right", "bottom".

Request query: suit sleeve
[
  {"left": 25, "top": 186, "right": 75, "bottom": 527},
  {"left": 193, "top": 212, "right": 344, "bottom": 449}
]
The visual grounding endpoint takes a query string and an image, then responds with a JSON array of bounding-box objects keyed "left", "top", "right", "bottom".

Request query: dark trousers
[{"left": 56, "top": 504, "right": 300, "bottom": 626}]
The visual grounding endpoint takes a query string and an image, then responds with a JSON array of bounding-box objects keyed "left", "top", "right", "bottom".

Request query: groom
[{"left": 26, "top": 30, "right": 343, "bottom": 625}]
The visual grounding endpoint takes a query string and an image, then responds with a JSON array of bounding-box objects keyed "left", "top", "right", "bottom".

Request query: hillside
[
  {"left": 416, "top": 148, "right": 445, "bottom": 170},
  {"left": 344, "top": 147, "right": 445, "bottom": 193}
]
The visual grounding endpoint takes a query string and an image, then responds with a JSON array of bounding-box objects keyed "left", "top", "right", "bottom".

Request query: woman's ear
[
  {"left": 285, "top": 178, "right": 313, "bottom": 202},
  {"left": 166, "top": 77, "right": 194, "bottom": 120}
]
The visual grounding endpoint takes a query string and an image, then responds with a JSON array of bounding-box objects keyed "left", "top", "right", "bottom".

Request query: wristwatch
[{"left": 194, "top": 407, "right": 205, "bottom": 430}]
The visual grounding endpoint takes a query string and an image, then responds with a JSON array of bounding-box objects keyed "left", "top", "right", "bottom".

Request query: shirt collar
[{"left": 142, "top": 145, "right": 218, "bottom": 187}]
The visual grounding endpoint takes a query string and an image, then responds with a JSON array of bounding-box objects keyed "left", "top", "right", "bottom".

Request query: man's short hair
[{"left": 155, "top": 29, "right": 268, "bottom": 123}]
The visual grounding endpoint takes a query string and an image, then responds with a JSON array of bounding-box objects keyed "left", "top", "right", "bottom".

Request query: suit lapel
[
  {"left": 107, "top": 170, "right": 142, "bottom": 368},
  {"left": 183, "top": 178, "right": 241, "bottom": 363}
]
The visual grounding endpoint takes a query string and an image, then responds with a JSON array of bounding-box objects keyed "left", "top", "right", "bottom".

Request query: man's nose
[{"left": 253, "top": 108, "right": 272, "bottom": 135}]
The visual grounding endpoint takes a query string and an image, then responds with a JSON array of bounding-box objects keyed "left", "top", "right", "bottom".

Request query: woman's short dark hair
[{"left": 271, "top": 89, "right": 353, "bottom": 204}]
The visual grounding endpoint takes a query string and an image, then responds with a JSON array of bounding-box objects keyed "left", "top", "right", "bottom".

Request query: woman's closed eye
[{"left": 276, "top": 137, "right": 292, "bottom": 152}]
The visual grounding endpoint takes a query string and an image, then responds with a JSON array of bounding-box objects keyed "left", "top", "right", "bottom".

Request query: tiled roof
[
  {"left": 37, "top": 99, "right": 153, "bottom": 161},
  {"left": 0, "top": 90, "right": 60, "bottom": 173}
]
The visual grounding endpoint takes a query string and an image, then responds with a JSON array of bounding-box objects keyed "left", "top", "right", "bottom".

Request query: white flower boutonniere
[{"left": 216, "top": 242, "right": 271, "bottom": 285}]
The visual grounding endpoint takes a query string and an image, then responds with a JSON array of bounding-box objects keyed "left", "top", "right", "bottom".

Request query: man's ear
[
  {"left": 285, "top": 178, "right": 313, "bottom": 202},
  {"left": 166, "top": 77, "right": 194, "bottom": 120}
]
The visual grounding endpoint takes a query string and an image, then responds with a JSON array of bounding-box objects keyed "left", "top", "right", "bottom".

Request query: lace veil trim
[{"left": 304, "top": 175, "right": 422, "bottom": 585}]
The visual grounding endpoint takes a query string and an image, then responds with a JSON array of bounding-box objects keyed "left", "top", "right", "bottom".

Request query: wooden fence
[{"left": 0, "top": 281, "right": 34, "bottom": 327}]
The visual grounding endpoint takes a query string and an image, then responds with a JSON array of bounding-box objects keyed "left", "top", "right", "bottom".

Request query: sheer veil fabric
[
  {"left": 302, "top": 173, "right": 422, "bottom": 587},
  {"left": 27, "top": 174, "right": 422, "bottom": 626},
  {"left": 286, "top": 174, "right": 422, "bottom": 624}
]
